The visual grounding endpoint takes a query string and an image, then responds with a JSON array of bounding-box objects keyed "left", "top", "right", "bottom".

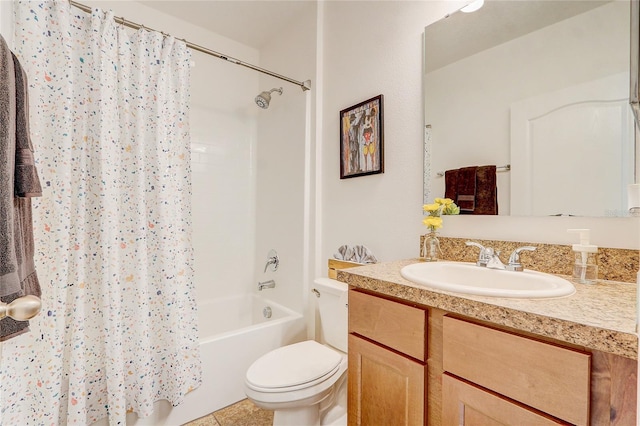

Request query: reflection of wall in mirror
[{"left": 425, "top": 1, "right": 629, "bottom": 216}]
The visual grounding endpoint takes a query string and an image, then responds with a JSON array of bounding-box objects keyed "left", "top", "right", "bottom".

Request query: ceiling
[
  {"left": 424, "top": 0, "right": 610, "bottom": 72},
  {"left": 141, "top": 1, "right": 611, "bottom": 61},
  {"left": 140, "top": 0, "right": 314, "bottom": 49}
]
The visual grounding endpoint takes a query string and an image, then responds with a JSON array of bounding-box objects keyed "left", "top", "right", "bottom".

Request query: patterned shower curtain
[{"left": 1, "top": 1, "right": 202, "bottom": 424}]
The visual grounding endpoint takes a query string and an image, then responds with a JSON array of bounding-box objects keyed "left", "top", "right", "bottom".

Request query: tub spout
[{"left": 258, "top": 280, "right": 276, "bottom": 291}]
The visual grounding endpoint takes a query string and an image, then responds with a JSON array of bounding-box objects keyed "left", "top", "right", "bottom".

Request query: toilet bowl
[{"left": 244, "top": 278, "right": 348, "bottom": 426}]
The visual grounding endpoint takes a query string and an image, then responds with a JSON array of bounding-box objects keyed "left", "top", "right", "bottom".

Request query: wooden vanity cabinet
[
  {"left": 348, "top": 289, "right": 428, "bottom": 426},
  {"left": 346, "top": 288, "right": 637, "bottom": 426}
]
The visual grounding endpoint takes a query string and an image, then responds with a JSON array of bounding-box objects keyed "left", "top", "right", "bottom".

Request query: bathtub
[{"left": 118, "top": 294, "right": 306, "bottom": 425}]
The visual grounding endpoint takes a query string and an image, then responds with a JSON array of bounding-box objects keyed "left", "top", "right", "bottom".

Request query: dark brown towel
[
  {"left": 444, "top": 169, "right": 458, "bottom": 201},
  {"left": 0, "top": 36, "right": 42, "bottom": 340},
  {"left": 443, "top": 165, "right": 498, "bottom": 215},
  {"left": 456, "top": 166, "right": 477, "bottom": 212},
  {"left": 474, "top": 165, "right": 498, "bottom": 215}
]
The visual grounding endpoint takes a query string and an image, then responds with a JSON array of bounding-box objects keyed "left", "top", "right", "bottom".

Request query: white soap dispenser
[{"left": 567, "top": 229, "right": 598, "bottom": 285}]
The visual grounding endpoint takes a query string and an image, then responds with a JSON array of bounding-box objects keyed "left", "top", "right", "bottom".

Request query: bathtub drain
[{"left": 263, "top": 306, "right": 273, "bottom": 319}]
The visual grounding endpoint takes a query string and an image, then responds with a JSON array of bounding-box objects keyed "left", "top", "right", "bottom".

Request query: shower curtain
[{"left": 0, "top": 2, "right": 202, "bottom": 424}]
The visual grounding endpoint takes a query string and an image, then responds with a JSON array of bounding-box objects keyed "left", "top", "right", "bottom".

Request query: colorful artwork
[{"left": 340, "top": 95, "right": 384, "bottom": 179}]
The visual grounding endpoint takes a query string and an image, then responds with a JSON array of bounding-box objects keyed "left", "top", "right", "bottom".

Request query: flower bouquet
[{"left": 422, "top": 198, "right": 460, "bottom": 261}]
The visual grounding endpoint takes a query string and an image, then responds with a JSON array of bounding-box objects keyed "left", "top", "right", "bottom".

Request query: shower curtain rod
[{"left": 68, "top": 0, "right": 311, "bottom": 92}]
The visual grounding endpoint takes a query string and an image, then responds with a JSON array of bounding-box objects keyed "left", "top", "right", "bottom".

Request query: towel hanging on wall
[
  {"left": 0, "top": 33, "right": 43, "bottom": 341},
  {"left": 444, "top": 165, "right": 498, "bottom": 215}
]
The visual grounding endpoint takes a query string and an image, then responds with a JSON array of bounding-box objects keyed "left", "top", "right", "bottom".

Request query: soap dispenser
[{"left": 567, "top": 229, "right": 598, "bottom": 285}]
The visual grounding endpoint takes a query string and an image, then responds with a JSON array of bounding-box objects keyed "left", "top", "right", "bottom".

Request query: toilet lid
[{"left": 246, "top": 340, "right": 343, "bottom": 389}]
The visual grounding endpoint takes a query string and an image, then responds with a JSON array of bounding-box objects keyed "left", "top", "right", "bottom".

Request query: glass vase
[{"left": 422, "top": 230, "right": 441, "bottom": 262}]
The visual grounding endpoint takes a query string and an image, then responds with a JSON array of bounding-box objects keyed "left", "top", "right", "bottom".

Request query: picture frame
[{"left": 339, "top": 94, "right": 384, "bottom": 179}]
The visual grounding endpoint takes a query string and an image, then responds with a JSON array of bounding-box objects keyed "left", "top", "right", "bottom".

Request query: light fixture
[{"left": 461, "top": 0, "right": 484, "bottom": 13}]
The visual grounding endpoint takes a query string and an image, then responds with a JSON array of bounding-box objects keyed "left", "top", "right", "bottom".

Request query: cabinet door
[
  {"left": 348, "top": 334, "right": 425, "bottom": 426},
  {"left": 442, "top": 374, "right": 566, "bottom": 426}
]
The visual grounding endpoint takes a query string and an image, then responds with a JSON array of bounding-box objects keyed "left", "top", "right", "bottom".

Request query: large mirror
[{"left": 424, "top": 0, "right": 638, "bottom": 217}]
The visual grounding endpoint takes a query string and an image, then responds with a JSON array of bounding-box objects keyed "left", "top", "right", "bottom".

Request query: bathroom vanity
[{"left": 339, "top": 259, "right": 638, "bottom": 426}]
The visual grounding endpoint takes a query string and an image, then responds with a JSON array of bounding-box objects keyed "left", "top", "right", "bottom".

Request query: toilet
[{"left": 244, "top": 278, "right": 348, "bottom": 426}]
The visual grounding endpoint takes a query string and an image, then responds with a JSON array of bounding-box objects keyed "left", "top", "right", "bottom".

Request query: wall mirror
[{"left": 423, "top": 0, "right": 638, "bottom": 217}]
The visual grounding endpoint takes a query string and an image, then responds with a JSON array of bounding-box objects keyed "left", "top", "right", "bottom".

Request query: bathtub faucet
[
  {"left": 258, "top": 280, "right": 276, "bottom": 291},
  {"left": 264, "top": 250, "right": 280, "bottom": 273}
]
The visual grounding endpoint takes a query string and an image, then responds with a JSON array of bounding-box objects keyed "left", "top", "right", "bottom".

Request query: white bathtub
[{"left": 118, "top": 294, "right": 306, "bottom": 426}]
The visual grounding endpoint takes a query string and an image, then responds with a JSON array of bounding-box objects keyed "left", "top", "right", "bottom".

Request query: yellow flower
[
  {"left": 423, "top": 198, "right": 459, "bottom": 232},
  {"left": 423, "top": 203, "right": 440, "bottom": 213},
  {"left": 435, "top": 197, "right": 454, "bottom": 205},
  {"left": 423, "top": 216, "right": 443, "bottom": 230}
]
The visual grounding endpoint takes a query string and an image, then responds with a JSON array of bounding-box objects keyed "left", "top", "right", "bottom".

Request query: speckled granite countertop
[{"left": 337, "top": 259, "right": 638, "bottom": 360}]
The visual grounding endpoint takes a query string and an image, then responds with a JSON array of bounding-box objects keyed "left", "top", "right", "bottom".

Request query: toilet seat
[
  {"left": 244, "top": 345, "right": 348, "bottom": 408},
  {"left": 246, "top": 340, "right": 343, "bottom": 393}
]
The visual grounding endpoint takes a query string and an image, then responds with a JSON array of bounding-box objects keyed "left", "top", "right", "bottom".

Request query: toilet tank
[{"left": 313, "top": 278, "right": 348, "bottom": 353}]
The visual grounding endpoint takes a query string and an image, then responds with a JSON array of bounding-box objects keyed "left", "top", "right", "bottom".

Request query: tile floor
[{"left": 184, "top": 399, "right": 273, "bottom": 426}]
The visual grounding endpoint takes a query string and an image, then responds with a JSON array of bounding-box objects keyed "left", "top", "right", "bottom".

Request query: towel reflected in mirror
[{"left": 444, "top": 165, "right": 498, "bottom": 215}]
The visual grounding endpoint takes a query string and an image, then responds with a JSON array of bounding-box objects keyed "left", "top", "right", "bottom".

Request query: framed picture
[{"left": 340, "top": 94, "right": 384, "bottom": 179}]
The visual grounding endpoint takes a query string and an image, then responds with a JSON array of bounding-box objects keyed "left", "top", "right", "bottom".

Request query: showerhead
[{"left": 255, "top": 87, "right": 283, "bottom": 109}]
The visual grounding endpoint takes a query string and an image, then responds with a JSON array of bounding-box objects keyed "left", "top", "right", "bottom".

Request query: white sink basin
[{"left": 400, "top": 261, "right": 575, "bottom": 298}]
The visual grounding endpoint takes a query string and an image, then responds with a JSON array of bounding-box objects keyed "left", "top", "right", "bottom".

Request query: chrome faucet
[
  {"left": 258, "top": 279, "right": 276, "bottom": 291},
  {"left": 506, "top": 246, "right": 536, "bottom": 271},
  {"left": 465, "top": 241, "right": 492, "bottom": 267},
  {"left": 466, "top": 241, "right": 536, "bottom": 272},
  {"left": 264, "top": 249, "right": 280, "bottom": 273},
  {"left": 485, "top": 248, "right": 506, "bottom": 270}
]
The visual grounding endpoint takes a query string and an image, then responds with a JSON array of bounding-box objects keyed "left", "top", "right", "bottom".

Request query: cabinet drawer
[
  {"left": 442, "top": 374, "right": 566, "bottom": 425},
  {"left": 443, "top": 316, "right": 590, "bottom": 425},
  {"left": 349, "top": 290, "right": 427, "bottom": 361}
]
